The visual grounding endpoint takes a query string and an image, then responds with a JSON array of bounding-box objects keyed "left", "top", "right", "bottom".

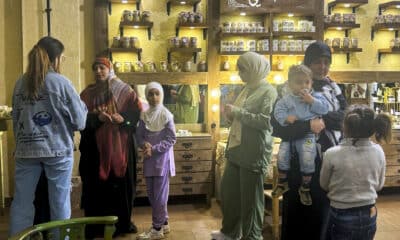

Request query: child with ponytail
[{"left": 320, "top": 104, "right": 392, "bottom": 240}]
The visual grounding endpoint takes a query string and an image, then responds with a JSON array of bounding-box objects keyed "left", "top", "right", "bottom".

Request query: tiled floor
[{"left": 1, "top": 193, "right": 400, "bottom": 239}]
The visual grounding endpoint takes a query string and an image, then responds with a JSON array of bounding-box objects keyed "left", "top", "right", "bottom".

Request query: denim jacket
[{"left": 12, "top": 70, "right": 88, "bottom": 158}]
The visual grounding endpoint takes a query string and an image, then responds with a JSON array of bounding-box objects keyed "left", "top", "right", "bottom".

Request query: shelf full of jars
[
  {"left": 371, "top": 1, "right": 400, "bottom": 63},
  {"left": 217, "top": 4, "right": 322, "bottom": 84},
  {"left": 219, "top": 14, "right": 317, "bottom": 56},
  {"left": 106, "top": 0, "right": 209, "bottom": 84},
  {"left": 323, "top": 1, "right": 365, "bottom": 64}
]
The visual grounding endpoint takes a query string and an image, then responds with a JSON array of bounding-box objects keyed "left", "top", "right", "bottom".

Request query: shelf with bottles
[
  {"left": 108, "top": 0, "right": 141, "bottom": 14},
  {"left": 327, "top": 0, "right": 368, "bottom": 15},
  {"left": 167, "top": 0, "right": 201, "bottom": 16},
  {"left": 371, "top": 3, "right": 400, "bottom": 40},
  {"left": 119, "top": 21, "right": 153, "bottom": 40}
]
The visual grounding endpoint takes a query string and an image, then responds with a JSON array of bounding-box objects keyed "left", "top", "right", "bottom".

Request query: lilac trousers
[{"left": 145, "top": 175, "right": 170, "bottom": 228}]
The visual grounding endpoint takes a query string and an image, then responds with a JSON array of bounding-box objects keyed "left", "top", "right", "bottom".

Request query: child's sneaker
[
  {"left": 162, "top": 223, "right": 170, "bottom": 234},
  {"left": 136, "top": 227, "right": 165, "bottom": 240},
  {"left": 271, "top": 181, "right": 289, "bottom": 197},
  {"left": 298, "top": 184, "right": 312, "bottom": 206}
]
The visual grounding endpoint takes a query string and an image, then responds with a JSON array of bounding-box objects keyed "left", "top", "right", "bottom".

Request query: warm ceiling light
[
  {"left": 121, "top": 0, "right": 128, "bottom": 3},
  {"left": 396, "top": 5, "right": 400, "bottom": 8},
  {"left": 240, "top": 12, "right": 246, "bottom": 16},
  {"left": 134, "top": 25, "right": 139, "bottom": 28},
  {"left": 288, "top": 13, "right": 294, "bottom": 17},
  {"left": 180, "top": 1, "right": 186, "bottom": 4},
  {"left": 190, "top": 27, "right": 194, "bottom": 29},
  {"left": 336, "top": 27, "right": 342, "bottom": 30},
  {"left": 343, "top": 3, "right": 351, "bottom": 8},
  {"left": 389, "top": 28, "right": 394, "bottom": 31}
]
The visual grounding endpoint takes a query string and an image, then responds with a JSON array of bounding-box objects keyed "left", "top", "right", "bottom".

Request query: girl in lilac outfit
[{"left": 136, "top": 82, "right": 176, "bottom": 240}]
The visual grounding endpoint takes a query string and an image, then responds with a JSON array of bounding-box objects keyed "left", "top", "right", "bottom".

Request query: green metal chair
[{"left": 8, "top": 216, "right": 118, "bottom": 240}]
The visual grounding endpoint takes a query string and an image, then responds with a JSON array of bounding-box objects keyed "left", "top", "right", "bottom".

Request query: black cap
[{"left": 303, "top": 41, "right": 332, "bottom": 66}]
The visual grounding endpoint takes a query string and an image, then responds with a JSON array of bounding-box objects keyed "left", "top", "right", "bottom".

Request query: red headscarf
[{"left": 92, "top": 57, "right": 112, "bottom": 70}]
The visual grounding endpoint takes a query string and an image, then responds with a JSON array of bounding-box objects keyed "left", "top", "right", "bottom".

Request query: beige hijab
[{"left": 228, "top": 52, "right": 270, "bottom": 149}]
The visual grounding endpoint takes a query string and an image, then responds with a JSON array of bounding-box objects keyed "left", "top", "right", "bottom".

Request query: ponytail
[
  {"left": 374, "top": 113, "right": 392, "bottom": 144},
  {"left": 23, "top": 36, "right": 65, "bottom": 101},
  {"left": 24, "top": 45, "right": 51, "bottom": 100},
  {"left": 343, "top": 104, "right": 392, "bottom": 144}
]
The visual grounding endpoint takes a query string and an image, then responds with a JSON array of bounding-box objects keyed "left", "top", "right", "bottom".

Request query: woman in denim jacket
[{"left": 9, "top": 36, "right": 87, "bottom": 236}]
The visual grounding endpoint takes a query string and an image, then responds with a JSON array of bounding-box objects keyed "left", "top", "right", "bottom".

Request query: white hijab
[{"left": 141, "top": 82, "right": 174, "bottom": 132}]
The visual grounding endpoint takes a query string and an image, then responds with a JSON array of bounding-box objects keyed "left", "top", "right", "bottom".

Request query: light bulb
[{"left": 211, "top": 104, "right": 219, "bottom": 112}]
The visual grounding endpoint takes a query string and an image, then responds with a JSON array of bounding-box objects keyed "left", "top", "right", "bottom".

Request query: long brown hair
[
  {"left": 24, "top": 36, "right": 64, "bottom": 100},
  {"left": 343, "top": 104, "right": 392, "bottom": 144}
]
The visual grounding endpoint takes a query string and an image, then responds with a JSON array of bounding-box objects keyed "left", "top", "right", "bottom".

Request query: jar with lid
[
  {"left": 122, "top": 10, "right": 132, "bottom": 22},
  {"left": 142, "top": 11, "right": 151, "bottom": 22},
  {"left": 129, "top": 37, "right": 140, "bottom": 48},
  {"left": 132, "top": 10, "right": 140, "bottom": 22},
  {"left": 183, "top": 61, "right": 193, "bottom": 72},
  {"left": 124, "top": 62, "right": 132, "bottom": 72},
  {"left": 180, "top": 37, "right": 189, "bottom": 48},
  {"left": 190, "top": 37, "right": 198, "bottom": 48},
  {"left": 114, "top": 62, "right": 123, "bottom": 73},
  {"left": 197, "top": 61, "right": 207, "bottom": 72},
  {"left": 112, "top": 36, "right": 120, "bottom": 48},
  {"left": 121, "top": 37, "right": 130, "bottom": 48},
  {"left": 194, "top": 12, "right": 203, "bottom": 23}
]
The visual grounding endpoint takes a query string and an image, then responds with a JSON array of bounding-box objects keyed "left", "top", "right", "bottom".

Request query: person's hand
[
  {"left": 225, "top": 104, "right": 234, "bottom": 119},
  {"left": 98, "top": 111, "right": 112, "bottom": 123},
  {"left": 310, "top": 118, "right": 325, "bottom": 134},
  {"left": 286, "top": 115, "right": 298, "bottom": 124},
  {"left": 143, "top": 142, "right": 152, "bottom": 158},
  {"left": 299, "top": 89, "right": 314, "bottom": 104},
  {"left": 143, "top": 141, "right": 152, "bottom": 149},
  {"left": 111, "top": 113, "right": 124, "bottom": 124}
]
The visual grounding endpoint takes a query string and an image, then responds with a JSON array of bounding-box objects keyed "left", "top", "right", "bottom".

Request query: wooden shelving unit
[
  {"left": 219, "top": 51, "right": 270, "bottom": 56},
  {"left": 324, "top": 22, "right": 360, "bottom": 30},
  {"left": 272, "top": 31, "right": 317, "bottom": 39},
  {"left": 167, "top": 0, "right": 201, "bottom": 16},
  {"left": 108, "top": 47, "right": 143, "bottom": 61},
  {"left": 167, "top": 47, "right": 202, "bottom": 63},
  {"left": 328, "top": 0, "right": 368, "bottom": 14},
  {"left": 119, "top": 21, "right": 154, "bottom": 40},
  {"left": 107, "top": 0, "right": 141, "bottom": 14},
  {"left": 176, "top": 23, "right": 208, "bottom": 39},
  {"left": 371, "top": 23, "right": 400, "bottom": 41},
  {"left": 332, "top": 47, "right": 363, "bottom": 63},
  {"left": 219, "top": 32, "right": 269, "bottom": 38},
  {"left": 379, "top": 1, "right": 400, "bottom": 14},
  {"left": 378, "top": 48, "right": 400, "bottom": 63}
]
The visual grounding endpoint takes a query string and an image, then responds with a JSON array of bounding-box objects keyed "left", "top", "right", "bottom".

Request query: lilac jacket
[{"left": 136, "top": 119, "right": 176, "bottom": 177}]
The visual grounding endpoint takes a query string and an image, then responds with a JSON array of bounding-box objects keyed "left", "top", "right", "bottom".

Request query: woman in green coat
[{"left": 211, "top": 52, "right": 277, "bottom": 240}]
